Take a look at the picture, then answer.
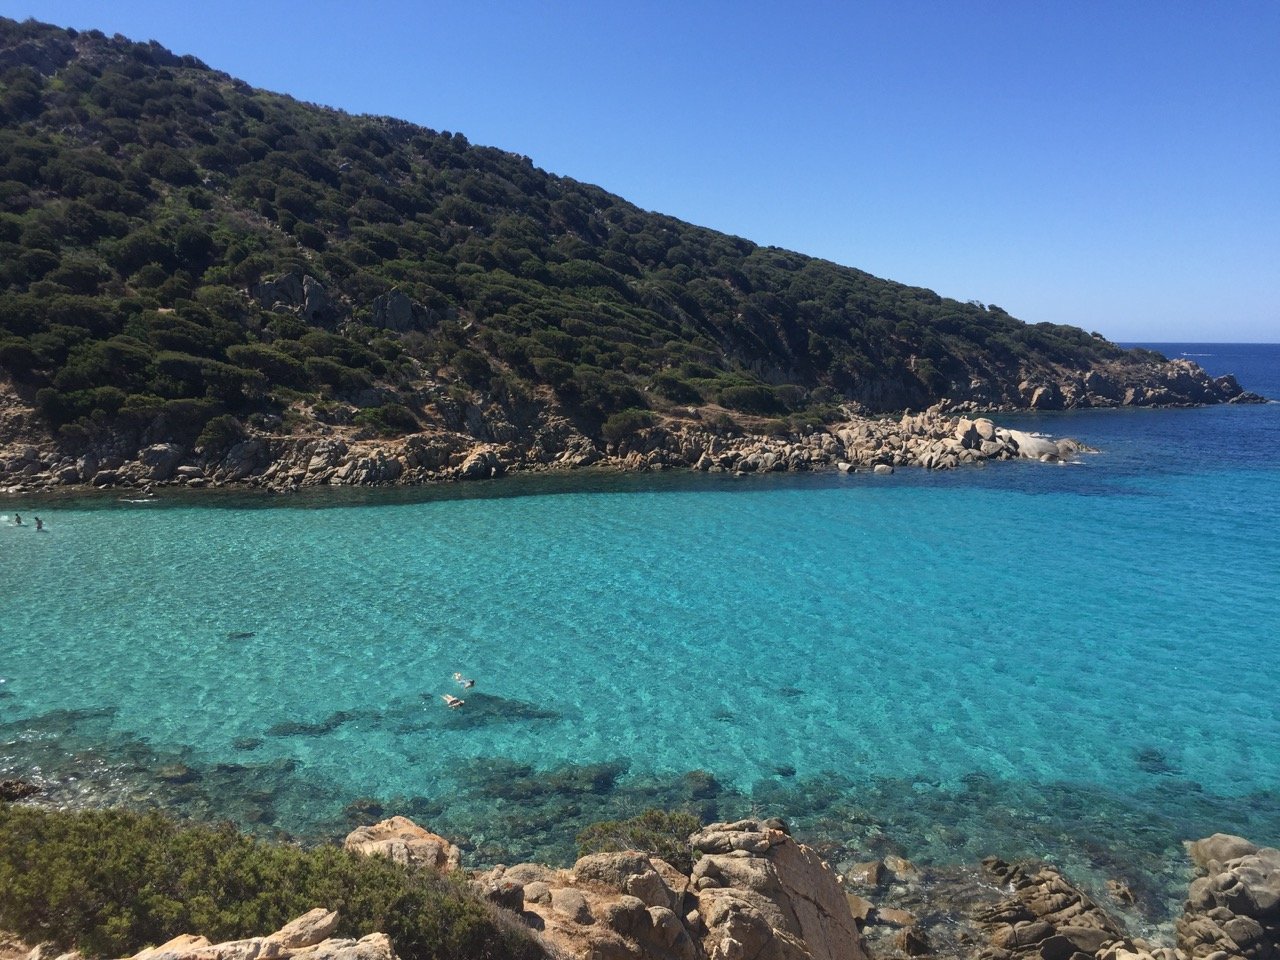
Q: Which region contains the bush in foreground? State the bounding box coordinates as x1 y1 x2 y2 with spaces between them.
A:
0 805 546 960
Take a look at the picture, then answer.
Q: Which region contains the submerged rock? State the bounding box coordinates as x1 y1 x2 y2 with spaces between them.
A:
0 778 39 801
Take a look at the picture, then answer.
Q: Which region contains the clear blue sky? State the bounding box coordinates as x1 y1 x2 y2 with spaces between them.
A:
5 1 1278 341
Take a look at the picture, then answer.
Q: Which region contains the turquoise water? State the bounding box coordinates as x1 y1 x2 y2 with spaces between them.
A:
2 344 1278 918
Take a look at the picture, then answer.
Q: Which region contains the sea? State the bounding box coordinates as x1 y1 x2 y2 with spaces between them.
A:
1 342 1277 922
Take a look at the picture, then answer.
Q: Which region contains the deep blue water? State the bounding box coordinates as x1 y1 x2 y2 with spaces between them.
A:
1 342 1276 919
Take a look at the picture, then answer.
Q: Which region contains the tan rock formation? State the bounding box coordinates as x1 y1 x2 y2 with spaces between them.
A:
10 911 390 960
343 816 462 873
474 857 697 960
1178 835 1280 960
472 820 864 960
689 819 867 960
122 910 392 960
972 858 1132 960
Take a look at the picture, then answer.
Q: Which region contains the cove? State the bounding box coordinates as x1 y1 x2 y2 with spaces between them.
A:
2 396 1278 919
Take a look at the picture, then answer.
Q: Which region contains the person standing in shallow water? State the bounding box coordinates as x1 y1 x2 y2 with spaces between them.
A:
12 514 20 525
34 517 43 531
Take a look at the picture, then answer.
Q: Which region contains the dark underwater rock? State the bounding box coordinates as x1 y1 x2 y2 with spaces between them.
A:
0 777 38 800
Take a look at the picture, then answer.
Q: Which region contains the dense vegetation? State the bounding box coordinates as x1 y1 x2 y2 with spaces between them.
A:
0 16 1136 452
0 804 546 960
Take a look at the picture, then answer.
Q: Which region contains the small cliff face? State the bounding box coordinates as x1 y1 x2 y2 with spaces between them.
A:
957 357 1261 410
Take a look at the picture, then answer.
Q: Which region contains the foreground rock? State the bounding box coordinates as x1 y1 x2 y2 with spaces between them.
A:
474 817 867 960
690 819 865 960
16 910 393 960
973 858 1146 960
1178 834 1280 959
126 910 393 960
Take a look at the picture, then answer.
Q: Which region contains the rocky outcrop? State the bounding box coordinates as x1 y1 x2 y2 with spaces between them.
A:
14 910 394 960
1 395 1103 494
475 856 699 960
690 819 866 960
250 273 338 326
1177 835 1280 960
127 909 393 960
838 836 1280 960
370 291 428 332
344 816 462 873
972 858 1139 960
473 818 865 960
961 358 1266 410
2 334 1269 493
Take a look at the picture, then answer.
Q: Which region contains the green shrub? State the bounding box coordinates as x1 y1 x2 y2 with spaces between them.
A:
354 402 418 436
717 384 787 416
0 337 39 378
650 371 701 404
195 413 245 453
225 343 309 388
530 355 573 389
35 385 126 426
0 806 545 960
449 348 491 386
576 808 702 874
601 407 656 445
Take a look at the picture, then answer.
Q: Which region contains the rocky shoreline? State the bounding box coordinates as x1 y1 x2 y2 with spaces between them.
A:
0 354 1267 496
0 406 1093 496
4 812 1274 960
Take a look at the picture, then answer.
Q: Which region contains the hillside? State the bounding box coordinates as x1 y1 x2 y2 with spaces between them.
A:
0 17 1254 489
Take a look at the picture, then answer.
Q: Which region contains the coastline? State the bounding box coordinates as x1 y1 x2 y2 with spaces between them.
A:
1 795 1273 960
4 390 1279 927
1 352 1266 497
5 706 1275 932
0 405 1097 497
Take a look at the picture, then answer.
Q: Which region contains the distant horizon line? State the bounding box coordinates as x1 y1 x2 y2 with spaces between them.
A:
1119 340 1280 346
